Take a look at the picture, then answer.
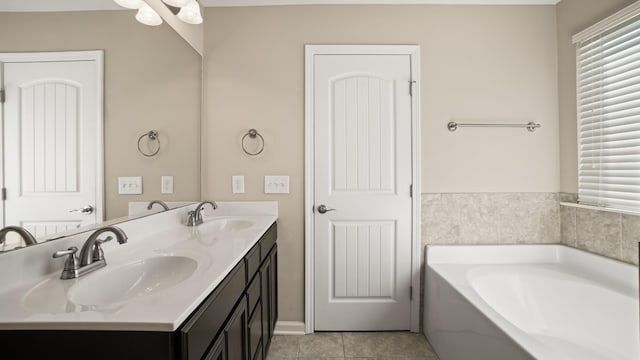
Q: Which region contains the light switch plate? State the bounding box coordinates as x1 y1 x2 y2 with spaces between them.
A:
118 176 143 195
232 175 245 194
161 176 174 194
264 175 289 194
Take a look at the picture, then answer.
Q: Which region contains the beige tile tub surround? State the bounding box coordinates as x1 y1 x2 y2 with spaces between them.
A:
560 204 640 266
422 193 561 246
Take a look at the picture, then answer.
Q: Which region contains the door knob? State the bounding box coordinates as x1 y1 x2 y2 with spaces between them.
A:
69 205 95 215
317 205 336 214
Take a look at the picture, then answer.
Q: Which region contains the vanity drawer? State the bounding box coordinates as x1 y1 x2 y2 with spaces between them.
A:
260 223 277 262
245 243 260 283
179 260 246 360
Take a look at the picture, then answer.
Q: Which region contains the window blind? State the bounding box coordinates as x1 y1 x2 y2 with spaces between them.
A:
577 11 640 212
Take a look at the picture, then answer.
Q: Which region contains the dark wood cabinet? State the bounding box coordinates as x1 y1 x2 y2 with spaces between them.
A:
185 222 277 360
269 247 278 339
248 300 263 360
1 222 278 360
225 297 249 360
204 335 226 360
179 260 247 360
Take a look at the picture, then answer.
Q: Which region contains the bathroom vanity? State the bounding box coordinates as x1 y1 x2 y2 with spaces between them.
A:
0 202 278 360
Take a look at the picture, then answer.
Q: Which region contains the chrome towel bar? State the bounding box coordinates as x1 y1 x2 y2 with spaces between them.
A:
447 121 541 132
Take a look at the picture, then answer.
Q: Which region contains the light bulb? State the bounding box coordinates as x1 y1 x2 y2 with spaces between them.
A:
177 1 202 25
114 0 144 9
162 0 190 7
136 3 163 26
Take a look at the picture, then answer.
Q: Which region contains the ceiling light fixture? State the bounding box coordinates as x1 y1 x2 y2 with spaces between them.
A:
135 3 163 26
114 0 144 9
114 0 201 27
177 1 203 25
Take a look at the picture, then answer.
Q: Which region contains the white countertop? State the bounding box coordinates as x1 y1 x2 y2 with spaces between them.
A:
0 202 277 332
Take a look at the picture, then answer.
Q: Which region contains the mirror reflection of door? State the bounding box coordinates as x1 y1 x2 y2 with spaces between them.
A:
0 51 103 250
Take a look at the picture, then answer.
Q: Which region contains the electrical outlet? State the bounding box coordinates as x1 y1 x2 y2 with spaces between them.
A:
264 175 289 194
232 175 245 194
118 176 143 195
161 176 174 194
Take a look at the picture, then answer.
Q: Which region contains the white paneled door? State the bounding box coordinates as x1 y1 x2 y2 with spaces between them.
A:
313 53 414 330
1 54 102 244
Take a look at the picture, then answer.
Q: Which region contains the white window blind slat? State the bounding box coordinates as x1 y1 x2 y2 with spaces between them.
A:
580 107 640 126
577 10 640 212
579 57 640 88
581 72 640 100
580 81 640 108
579 39 640 77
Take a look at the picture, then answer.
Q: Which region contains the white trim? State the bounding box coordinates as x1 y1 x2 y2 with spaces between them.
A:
409 47 422 334
203 0 559 7
0 50 105 226
304 44 315 334
304 44 422 334
572 0 640 44
274 321 306 335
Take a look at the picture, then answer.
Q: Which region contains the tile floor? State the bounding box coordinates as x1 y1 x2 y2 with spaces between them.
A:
266 332 440 360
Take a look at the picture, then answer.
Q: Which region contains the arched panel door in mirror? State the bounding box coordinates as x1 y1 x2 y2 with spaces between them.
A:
0 3 201 252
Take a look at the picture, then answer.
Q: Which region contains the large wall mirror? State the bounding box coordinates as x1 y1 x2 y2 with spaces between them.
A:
0 0 202 251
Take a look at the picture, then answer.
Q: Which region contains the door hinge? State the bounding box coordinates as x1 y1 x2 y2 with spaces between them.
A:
410 184 413 198
409 81 416 97
0 88 5 104
1 188 6 201
409 286 413 300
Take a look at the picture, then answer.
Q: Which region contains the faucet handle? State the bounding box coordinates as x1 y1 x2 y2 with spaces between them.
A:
186 210 201 227
53 246 78 259
52 247 80 279
92 236 113 261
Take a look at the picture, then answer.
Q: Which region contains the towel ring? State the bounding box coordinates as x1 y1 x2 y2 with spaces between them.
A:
241 129 265 156
137 130 161 157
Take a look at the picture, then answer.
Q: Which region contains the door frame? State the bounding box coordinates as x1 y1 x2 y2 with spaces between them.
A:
304 45 421 333
0 50 104 227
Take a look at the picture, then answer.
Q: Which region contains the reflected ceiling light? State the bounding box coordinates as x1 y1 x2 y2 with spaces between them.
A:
177 1 203 25
162 0 191 7
136 3 163 26
114 0 144 9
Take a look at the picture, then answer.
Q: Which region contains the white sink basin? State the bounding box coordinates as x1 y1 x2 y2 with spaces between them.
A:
207 218 253 232
68 256 197 306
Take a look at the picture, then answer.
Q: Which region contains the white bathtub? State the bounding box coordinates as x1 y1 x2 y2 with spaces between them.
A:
424 245 639 360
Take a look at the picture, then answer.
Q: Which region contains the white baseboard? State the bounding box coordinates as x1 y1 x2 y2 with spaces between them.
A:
274 321 306 335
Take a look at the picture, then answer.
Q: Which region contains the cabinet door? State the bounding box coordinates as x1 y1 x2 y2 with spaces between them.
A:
225 297 249 360
269 246 278 336
204 335 226 360
260 256 272 353
248 302 263 360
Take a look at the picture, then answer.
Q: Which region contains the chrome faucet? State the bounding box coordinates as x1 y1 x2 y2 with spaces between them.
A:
52 226 128 280
147 200 169 211
186 201 218 227
0 226 37 247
